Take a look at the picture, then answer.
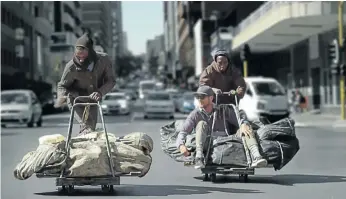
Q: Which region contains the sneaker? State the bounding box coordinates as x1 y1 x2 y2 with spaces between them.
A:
194 157 205 169
251 158 268 168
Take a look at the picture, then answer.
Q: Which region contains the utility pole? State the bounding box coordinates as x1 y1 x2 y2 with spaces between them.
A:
338 1 345 120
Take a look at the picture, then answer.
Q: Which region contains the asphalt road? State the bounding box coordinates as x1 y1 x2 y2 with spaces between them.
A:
1 114 346 199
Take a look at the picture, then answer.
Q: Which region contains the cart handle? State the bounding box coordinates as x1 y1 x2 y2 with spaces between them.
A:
73 96 98 104
215 90 239 107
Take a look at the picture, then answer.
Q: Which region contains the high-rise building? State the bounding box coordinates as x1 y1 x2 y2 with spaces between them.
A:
49 1 83 87
122 31 128 54
1 1 54 90
163 1 180 79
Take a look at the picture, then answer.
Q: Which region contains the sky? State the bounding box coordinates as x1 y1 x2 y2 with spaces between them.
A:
122 1 164 56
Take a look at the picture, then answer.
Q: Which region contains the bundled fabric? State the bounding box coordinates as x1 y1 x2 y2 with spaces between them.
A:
14 132 153 180
160 118 300 170
256 118 300 170
211 136 248 166
160 120 196 162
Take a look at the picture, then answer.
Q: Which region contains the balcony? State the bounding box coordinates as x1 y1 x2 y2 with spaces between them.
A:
62 13 75 28
34 17 54 37
232 1 346 52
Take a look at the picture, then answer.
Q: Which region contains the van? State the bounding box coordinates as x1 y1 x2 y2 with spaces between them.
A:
239 77 290 123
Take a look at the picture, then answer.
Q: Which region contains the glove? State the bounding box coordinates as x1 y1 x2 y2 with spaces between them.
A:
212 88 222 95
89 92 102 101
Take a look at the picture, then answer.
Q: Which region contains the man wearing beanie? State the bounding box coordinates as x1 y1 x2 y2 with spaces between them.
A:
199 49 246 105
55 33 116 134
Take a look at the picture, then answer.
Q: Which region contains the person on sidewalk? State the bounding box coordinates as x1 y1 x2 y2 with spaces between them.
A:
199 49 246 104
176 85 267 169
54 33 116 134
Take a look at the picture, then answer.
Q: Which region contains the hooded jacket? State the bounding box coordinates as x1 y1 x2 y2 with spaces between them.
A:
55 34 116 107
199 50 246 104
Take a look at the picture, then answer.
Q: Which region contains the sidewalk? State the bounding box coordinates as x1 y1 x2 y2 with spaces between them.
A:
291 112 346 128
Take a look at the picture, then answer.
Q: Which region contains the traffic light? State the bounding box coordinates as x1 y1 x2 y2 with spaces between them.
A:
328 39 340 66
240 44 251 61
341 64 346 76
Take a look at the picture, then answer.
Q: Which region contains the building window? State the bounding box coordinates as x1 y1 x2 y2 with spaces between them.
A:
34 6 39 17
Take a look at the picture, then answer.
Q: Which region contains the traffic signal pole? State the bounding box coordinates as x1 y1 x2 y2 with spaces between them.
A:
338 1 345 120
243 60 248 77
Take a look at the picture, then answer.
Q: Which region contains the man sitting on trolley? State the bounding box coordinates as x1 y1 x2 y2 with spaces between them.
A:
176 85 268 169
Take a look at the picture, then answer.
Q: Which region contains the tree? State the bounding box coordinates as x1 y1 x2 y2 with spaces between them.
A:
117 54 143 77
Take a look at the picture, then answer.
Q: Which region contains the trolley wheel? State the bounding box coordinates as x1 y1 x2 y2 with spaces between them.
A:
58 185 67 193
202 173 210 181
101 185 114 193
210 173 217 183
239 174 248 182
67 185 75 194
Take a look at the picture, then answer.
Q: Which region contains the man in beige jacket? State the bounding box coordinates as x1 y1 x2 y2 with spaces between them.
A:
55 33 116 134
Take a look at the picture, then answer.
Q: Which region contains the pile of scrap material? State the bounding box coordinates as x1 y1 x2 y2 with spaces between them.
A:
14 131 154 180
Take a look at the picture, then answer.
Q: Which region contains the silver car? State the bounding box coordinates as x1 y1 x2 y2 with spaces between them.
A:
101 92 131 115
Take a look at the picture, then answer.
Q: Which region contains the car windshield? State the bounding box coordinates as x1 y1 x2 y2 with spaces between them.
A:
147 93 170 101
1 93 29 104
141 83 155 90
104 95 126 100
183 94 194 100
253 82 285 96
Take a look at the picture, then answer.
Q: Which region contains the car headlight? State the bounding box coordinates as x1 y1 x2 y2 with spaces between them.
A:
119 102 128 108
257 102 265 110
101 104 108 109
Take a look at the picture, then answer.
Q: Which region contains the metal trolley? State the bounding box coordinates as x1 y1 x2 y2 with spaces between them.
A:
185 91 255 183
36 96 141 194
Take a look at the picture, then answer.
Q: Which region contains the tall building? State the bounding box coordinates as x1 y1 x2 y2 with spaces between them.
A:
163 1 180 79
146 35 164 60
49 1 83 88
1 1 54 90
81 2 112 53
111 1 124 57
122 31 128 54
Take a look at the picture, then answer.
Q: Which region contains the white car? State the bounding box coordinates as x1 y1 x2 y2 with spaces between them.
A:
144 91 175 119
1 89 43 128
101 92 131 115
239 77 290 122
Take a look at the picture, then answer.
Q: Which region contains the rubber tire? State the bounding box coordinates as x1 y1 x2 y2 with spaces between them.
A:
169 115 174 120
36 115 42 127
210 173 217 183
101 185 114 193
67 185 74 194
144 115 148 119
27 114 34 128
203 173 210 181
1 124 6 128
239 174 249 182
59 185 67 193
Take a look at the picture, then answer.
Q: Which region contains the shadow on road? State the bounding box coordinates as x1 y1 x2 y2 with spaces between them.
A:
34 184 262 196
0 132 23 137
194 174 346 186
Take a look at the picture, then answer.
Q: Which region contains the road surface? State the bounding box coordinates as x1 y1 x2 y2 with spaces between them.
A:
1 113 346 199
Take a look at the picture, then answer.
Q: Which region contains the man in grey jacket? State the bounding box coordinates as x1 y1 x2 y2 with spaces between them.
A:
176 86 267 169
55 33 116 134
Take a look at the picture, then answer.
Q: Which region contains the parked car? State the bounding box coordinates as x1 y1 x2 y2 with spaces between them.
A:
178 92 195 113
166 88 183 112
239 77 290 122
144 91 175 119
101 92 131 115
1 89 43 128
